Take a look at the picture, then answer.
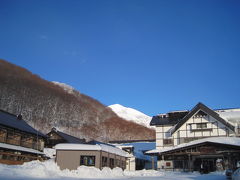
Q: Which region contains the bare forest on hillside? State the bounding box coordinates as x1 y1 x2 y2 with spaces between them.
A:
0 59 155 142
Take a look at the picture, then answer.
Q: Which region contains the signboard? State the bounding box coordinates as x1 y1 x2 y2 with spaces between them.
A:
199 146 216 154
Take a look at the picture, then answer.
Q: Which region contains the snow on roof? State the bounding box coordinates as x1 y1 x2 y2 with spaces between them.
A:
116 145 134 149
55 143 130 157
0 110 46 137
0 142 44 155
218 111 240 123
146 137 240 154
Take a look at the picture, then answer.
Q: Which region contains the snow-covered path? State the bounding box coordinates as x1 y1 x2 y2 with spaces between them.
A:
0 173 226 180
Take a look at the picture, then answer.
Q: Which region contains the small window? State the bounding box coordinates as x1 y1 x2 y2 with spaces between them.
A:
166 162 171 167
163 139 173 145
110 158 114 169
102 156 108 167
80 156 95 166
196 123 207 129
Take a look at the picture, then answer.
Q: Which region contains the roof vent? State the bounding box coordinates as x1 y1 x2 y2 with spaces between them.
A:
17 114 22 120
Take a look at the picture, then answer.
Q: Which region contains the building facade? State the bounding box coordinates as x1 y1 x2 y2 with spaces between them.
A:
46 127 86 148
0 109 46 165
55 143 129 170
148 103 240 171
113 141 157 171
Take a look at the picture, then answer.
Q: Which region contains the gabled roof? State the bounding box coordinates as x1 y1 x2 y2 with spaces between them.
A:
170 102 235 135
0 109 46 137
48 128 86 144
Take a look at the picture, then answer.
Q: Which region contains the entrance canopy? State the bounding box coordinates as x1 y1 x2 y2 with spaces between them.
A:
146 137 240 155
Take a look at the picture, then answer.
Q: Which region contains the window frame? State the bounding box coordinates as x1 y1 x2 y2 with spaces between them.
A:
80 155 96 166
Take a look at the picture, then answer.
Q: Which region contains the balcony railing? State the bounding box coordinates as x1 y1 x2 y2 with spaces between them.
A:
0 135 43 151
163 139 173 146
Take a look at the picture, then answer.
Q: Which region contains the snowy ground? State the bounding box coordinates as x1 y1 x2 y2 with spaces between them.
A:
0 159 226 180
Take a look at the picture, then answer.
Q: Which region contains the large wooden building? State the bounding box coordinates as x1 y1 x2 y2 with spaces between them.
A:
148 103 240 171
0 109 46 165
149 137 240 173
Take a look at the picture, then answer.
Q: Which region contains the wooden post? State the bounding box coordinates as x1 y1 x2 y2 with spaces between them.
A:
188 154 191 172
151 156 154 170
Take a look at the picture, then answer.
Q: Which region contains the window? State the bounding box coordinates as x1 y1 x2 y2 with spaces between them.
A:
163 139 173 145
166 162 171 167
110 158 114 169
80 156 95 166
196 123 207 129
102 156 108 167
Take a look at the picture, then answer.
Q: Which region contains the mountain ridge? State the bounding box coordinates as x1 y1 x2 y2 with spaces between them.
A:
0 59 155 142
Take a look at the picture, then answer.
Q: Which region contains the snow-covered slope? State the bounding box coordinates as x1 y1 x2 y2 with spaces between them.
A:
52 81 74 94
109 104 152 128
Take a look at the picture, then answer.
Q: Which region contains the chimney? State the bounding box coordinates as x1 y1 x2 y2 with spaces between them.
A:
17 114 22 120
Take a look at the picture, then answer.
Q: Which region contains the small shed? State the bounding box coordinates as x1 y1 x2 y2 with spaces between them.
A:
55 143 130 170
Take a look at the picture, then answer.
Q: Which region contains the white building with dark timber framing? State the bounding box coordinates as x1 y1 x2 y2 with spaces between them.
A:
147 102 240 172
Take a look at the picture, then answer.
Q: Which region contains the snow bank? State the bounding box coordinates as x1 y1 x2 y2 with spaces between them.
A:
44 148 56 159
0 159 164 179
125 169 164 177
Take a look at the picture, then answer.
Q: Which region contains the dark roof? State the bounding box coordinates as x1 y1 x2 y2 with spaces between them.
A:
170 102 235 134
0 109 46 137
48 128 86 144
150 111 189 126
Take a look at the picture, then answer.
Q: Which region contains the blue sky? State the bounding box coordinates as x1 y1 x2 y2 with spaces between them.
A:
0 0 240 116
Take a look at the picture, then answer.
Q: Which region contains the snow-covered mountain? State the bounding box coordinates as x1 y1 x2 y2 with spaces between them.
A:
109 104 153 128
0 59 155 142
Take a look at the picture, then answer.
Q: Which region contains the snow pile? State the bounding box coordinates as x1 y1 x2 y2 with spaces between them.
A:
44 148 56 159
52 81 75 94
109 104 152 128
0 159 164 179
125 169 164 177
